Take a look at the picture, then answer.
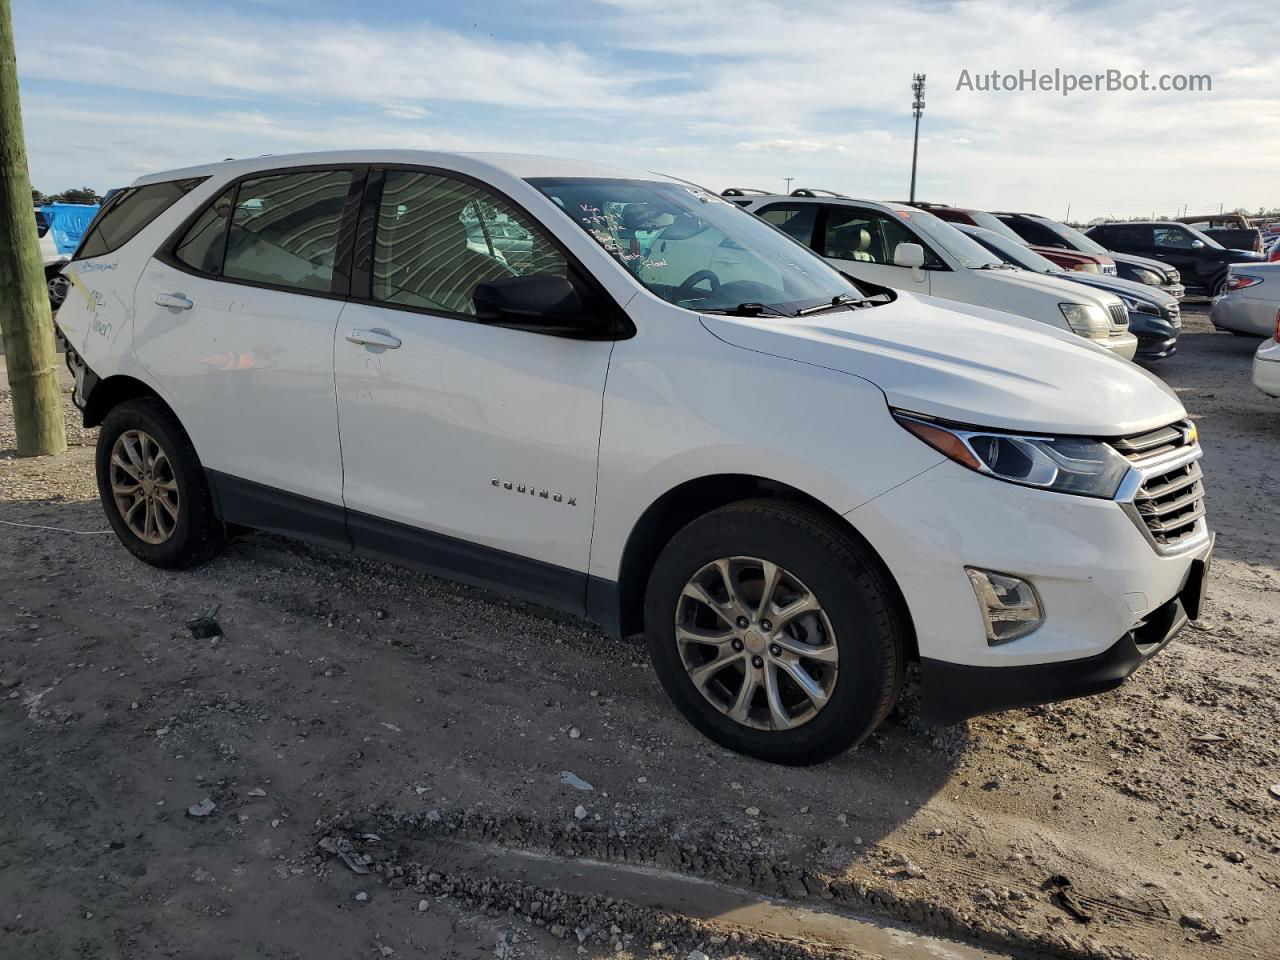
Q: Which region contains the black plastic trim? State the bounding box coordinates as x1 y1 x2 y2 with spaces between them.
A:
206 470 351 551
204 470 615 622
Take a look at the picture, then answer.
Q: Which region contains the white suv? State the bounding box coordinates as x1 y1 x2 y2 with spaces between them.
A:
734 192 1138 359
54 151 1211 764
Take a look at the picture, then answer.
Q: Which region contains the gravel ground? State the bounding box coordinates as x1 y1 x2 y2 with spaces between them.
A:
1 307 1277 960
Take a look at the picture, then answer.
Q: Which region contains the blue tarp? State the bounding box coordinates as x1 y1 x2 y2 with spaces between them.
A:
39 202 100 256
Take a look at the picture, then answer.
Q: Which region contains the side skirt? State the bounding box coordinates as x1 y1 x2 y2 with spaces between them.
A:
205 470 624 631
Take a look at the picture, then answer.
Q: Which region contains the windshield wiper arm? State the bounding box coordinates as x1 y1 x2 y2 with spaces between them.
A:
794 293 867 316
701 302 793 318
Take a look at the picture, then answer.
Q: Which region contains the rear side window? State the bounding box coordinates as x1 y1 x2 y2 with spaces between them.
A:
74 177 205 259
756 203 818 246
174 188 234 275
221 170 353 292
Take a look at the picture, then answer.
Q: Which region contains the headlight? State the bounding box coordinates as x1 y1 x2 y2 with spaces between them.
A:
1075 262 1099 274
893 412 1132 498
1119 294 1160 316
1058 302 1109 337
1131 268 1161 286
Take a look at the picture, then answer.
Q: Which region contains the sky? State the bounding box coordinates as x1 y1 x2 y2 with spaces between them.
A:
12 0 1279 222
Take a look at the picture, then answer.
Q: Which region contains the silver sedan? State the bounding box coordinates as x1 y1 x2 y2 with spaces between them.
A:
1212 262 1280 337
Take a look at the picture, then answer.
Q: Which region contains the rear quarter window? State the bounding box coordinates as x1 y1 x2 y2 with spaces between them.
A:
74 177 206 260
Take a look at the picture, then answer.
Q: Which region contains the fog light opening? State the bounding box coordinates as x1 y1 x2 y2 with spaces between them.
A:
965 568 1044 646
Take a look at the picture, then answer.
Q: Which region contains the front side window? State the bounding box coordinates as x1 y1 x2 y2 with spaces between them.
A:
372 170 567 315
222 170 353 292
530 178 870 316
1153 225 1196 249
823 206 946 266
74 177 205 260
1114 225 1151 247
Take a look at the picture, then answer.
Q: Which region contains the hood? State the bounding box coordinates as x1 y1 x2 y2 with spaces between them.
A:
977 268 1124 308
1056 272 1176 307
699 292 1184 436
1110 252 1175 278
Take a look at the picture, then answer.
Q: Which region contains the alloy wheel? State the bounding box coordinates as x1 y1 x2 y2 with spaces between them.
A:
675 556 839 731
48 274 70 308
109 429 180 544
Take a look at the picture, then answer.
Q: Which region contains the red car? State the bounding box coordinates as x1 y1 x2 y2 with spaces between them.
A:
905 202 1117 275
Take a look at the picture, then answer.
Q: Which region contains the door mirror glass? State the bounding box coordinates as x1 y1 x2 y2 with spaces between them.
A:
473 274 593 333
1190 239 1205 249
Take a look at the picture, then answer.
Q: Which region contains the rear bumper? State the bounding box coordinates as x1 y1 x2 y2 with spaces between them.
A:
1253 342 1280 397
1212 294 1277 337
918 538 1211 725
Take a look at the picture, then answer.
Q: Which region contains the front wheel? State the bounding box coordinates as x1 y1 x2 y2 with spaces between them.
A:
95 398 225 569
643 500 907 765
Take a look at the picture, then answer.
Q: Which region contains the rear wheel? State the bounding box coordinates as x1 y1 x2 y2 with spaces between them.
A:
643 500 906 765
96 398 224 569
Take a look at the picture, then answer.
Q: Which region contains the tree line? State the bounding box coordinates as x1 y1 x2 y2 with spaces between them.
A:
32 186 101 204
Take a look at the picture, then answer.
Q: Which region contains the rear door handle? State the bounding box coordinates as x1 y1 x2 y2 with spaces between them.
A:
345 329 401 349
154 293 193 310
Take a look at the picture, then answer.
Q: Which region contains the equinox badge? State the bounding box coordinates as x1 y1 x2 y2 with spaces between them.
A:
491 478 576 506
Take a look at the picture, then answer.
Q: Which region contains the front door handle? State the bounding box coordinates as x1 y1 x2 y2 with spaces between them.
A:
345 329 402 349
155 293 193 310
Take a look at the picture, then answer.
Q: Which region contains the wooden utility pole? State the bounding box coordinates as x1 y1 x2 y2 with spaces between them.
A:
0 0 65 457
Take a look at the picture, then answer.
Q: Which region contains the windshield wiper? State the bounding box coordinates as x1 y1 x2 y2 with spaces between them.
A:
701 302 793 318
794 293 867 316
975 262 1018 270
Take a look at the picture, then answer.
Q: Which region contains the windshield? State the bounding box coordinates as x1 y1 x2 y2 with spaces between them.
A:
1034 217 1110 255
896 208 1003 268
968 211 1028 245
528 177 868 315
967 227 1062 273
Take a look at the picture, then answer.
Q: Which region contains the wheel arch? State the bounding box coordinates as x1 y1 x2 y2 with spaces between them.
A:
607 473 918 662
83 374 173 428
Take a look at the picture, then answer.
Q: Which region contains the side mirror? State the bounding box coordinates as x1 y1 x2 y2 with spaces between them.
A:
473 274 602 337
893 242 927 283
1190 239 1205 250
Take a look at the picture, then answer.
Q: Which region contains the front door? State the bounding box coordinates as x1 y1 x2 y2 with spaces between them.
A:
818 204 934 294
333 168 613 611
132 168 358 516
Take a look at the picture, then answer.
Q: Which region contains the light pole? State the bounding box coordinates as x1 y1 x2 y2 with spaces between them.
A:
909 73 926 203
784 177 794 195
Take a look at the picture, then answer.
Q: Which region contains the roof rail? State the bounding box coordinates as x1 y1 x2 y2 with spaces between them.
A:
790 188 851 199
904 200 950 209
720 187 771 196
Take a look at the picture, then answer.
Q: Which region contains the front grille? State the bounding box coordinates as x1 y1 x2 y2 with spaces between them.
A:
1112 420 1206 550
1132 460 1205 547
1167 303 1181 327
1108 303 1129 327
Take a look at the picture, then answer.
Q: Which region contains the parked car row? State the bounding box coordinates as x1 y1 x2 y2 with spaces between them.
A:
51 152 1214 764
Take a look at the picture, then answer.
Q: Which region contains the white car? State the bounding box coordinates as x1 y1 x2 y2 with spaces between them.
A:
1254 315 1280 397
54 151 1211 764
737 193 1138 359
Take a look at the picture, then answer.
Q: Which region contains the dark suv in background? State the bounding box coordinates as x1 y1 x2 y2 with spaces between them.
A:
995 212 1185 300
1085 221 1264 297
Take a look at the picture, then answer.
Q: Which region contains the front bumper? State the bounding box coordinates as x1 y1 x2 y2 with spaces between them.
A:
846 454 1212 716
1128 311 1180 360
918 537 1211 725
1097 331 1138 360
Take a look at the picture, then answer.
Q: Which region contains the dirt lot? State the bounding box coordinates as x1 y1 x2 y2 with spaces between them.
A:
2 307 1277 960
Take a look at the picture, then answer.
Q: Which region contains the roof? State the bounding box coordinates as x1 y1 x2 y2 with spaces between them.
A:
130 150 660 187
742 194 915 213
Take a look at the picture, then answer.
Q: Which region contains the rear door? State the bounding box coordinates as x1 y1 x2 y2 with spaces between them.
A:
133 167 363 527
1150 224 1210 285
332 167 614 611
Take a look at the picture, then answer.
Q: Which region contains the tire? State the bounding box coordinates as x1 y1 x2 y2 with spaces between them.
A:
643 499 907 766
95 397 225 569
